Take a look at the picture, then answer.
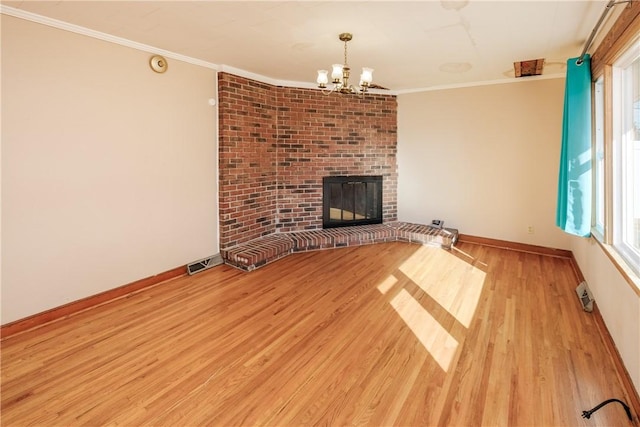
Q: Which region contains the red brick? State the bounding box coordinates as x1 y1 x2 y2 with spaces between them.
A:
219 72 398 249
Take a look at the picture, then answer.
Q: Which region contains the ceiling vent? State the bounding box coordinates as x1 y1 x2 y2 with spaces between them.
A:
514 58 545 77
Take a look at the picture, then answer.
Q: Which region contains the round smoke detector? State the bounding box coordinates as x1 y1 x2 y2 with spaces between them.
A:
149 55 168 73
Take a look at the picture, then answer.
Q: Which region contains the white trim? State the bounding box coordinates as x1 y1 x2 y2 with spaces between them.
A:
277 82 396 95
396 73 566 94
1 4 565 94
1 5 219 70
218 65 282 87
218 65 397 94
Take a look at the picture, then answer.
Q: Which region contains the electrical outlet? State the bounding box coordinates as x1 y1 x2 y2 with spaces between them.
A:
527 225 535 234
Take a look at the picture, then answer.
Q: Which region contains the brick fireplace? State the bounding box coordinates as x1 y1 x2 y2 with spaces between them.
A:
218 72 398 249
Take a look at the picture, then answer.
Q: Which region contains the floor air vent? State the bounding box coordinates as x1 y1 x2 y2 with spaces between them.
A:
575 281 594 312
187 254 223 275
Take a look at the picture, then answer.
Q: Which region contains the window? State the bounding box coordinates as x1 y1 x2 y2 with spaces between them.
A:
594 76 605 236
612 42 640 275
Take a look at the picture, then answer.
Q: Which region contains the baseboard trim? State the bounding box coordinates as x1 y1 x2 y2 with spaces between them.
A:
458 234 573 258
568 254 640 423
1 265 187 339
592 303 640 424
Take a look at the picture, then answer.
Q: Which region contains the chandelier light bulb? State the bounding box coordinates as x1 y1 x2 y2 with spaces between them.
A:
317 70 329 87
331 64 344 83
360 67 374 85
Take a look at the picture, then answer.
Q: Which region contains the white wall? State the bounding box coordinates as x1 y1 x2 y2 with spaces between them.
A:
397 79 571 250
1 15 219 324
571 238 640 392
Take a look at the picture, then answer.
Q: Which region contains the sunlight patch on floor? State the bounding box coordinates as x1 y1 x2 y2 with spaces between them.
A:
390 288 458 371
398 246 485 328
377 275 398 294
452 246 488 267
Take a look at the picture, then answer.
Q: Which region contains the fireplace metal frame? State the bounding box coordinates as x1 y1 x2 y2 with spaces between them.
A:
322 175 383 229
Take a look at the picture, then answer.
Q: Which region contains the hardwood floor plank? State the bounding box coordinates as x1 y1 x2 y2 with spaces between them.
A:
1 242 636 426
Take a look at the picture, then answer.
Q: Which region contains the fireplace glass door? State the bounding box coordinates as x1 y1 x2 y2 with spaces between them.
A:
323 176 382 228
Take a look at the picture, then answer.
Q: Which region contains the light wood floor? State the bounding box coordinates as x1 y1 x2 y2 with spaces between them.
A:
1 242 635 426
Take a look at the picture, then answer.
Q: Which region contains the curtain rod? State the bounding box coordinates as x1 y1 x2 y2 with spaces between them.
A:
576 0 633 65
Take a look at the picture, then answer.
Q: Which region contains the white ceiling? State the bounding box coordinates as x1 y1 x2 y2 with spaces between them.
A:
2 1 621 92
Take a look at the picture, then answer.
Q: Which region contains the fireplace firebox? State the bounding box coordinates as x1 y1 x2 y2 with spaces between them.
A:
322 175 383 228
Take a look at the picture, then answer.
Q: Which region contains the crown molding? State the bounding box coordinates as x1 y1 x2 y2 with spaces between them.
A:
0 5 219 70
218 65 282 87
2 4 564 95
218 65 313 90
218 65 397 94
396 73 566 94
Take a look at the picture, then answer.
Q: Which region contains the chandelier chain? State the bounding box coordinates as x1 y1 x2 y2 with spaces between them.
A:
344 40 348 67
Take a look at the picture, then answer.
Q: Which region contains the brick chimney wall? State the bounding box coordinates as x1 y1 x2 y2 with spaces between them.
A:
218 74 278 248
218 72 397 249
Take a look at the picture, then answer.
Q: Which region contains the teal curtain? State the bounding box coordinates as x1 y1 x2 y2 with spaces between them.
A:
556 55 592 237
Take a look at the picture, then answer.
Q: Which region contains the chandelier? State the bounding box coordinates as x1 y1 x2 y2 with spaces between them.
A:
316 33 374 95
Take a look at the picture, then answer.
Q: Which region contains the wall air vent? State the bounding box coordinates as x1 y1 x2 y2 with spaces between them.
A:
187 254 223 275
575 281 594 312
514 58 545 77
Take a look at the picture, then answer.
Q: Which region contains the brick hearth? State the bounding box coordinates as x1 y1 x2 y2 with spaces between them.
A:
221 222 459 271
